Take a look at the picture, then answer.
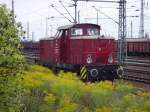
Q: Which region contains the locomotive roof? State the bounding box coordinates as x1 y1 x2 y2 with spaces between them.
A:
58 25 74 30
57 23 100 30
126 38 150 42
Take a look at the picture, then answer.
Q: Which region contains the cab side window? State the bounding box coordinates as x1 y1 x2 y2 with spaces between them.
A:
87 28 99 36
71 28 83 36
55 30 63 38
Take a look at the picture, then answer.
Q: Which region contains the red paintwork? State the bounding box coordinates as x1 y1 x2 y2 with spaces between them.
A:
40 23 116 66
69 39 115 65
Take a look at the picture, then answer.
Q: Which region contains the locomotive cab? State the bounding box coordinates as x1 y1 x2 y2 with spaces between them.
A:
40 23 123 82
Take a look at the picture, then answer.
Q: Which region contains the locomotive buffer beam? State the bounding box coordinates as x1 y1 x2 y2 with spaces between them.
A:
80 65 123 82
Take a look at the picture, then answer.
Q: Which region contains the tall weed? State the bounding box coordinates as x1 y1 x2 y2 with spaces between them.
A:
20 65 150 112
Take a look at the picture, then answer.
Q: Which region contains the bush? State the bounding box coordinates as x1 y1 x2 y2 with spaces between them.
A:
0 5 24 112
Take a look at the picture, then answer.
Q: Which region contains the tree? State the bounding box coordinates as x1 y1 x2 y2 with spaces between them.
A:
0 5 24 112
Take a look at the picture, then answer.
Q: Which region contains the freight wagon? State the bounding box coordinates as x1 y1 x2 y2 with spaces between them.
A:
127 38 150 56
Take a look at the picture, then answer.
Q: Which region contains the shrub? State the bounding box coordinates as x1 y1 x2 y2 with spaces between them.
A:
0 5 24 112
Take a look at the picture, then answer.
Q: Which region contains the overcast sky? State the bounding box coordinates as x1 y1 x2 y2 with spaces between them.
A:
0 0 149 41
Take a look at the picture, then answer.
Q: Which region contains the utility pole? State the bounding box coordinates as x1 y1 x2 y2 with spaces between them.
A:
92 6 99 25
12 0 15 24
97 11 99 25
131 21 133 38
78 10 80 23
27 22 30 41
117 0 127 64
73 0 78 24
48 25 53 37
139 0 144 38
45 17 48 37
32 32 34 42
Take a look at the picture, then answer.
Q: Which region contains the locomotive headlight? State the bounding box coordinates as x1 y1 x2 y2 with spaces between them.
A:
108 54 113 63
86 55 92 64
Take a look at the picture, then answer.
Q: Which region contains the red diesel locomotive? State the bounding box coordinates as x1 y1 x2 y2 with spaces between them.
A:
40 23 123 81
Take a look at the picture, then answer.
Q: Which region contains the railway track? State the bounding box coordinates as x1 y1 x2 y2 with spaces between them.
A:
127 56 150 61
126 58 150 67
123 66 150 84
122 56 150 83
23 52 39 64
24 52 150 84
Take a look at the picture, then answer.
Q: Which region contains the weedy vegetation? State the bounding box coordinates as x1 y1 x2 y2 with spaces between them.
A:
20 65 150 112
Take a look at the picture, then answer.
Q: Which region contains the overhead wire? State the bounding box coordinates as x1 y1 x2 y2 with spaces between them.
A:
59 0 75 22
50 4 74 23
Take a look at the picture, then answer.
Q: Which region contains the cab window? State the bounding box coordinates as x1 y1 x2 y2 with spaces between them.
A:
87 28 99 36
71 28 83 36
55 30 63 38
